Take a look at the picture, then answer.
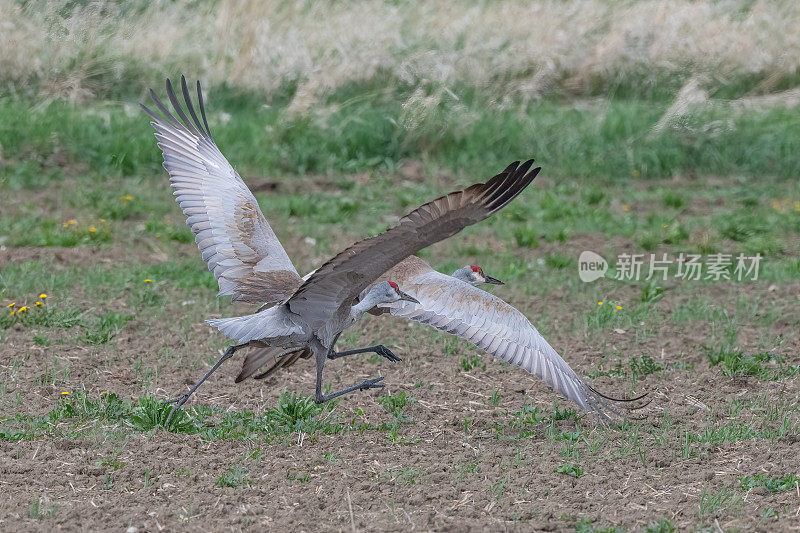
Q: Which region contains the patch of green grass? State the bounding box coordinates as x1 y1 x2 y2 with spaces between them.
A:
739 473 800 493
513 225 540 248
544 253 575 269
28 496 58 519
706 348 779 379
640 280 664 303
266 391 323 432
742 235 785 257
637 231 660 251
216 466 253 488
128 397 199 434
378 391 415 415
698 487 740 519
574 517 623 533
509 399 544 435
460 353 485 372
32 333 51 346
488 389 502 407
80 310 133 345
646 518 676 533
0 215 112 247
629 355 662 384
554 462 583 478
145 219 194 244
661 191 687 210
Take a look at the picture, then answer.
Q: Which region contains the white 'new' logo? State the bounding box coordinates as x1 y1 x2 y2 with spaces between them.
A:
578 251 608 282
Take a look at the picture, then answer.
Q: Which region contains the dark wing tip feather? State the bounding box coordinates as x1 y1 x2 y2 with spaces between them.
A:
490 165 539 211
142 76 214 141
197 80 212 137
587 385 649 403
139 103 160 123
147 88 181 127
180 75 210 138
482 159 538 212
165 77 200 137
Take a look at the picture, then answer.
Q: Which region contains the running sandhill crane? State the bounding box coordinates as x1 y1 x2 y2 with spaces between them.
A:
141 77 537 417
238 257 644 420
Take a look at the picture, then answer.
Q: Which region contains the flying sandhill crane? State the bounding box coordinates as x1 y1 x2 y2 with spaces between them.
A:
238 257 644 420
141 76 538 417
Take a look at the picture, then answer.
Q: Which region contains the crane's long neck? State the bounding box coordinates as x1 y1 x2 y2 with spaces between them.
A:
350 290 384 321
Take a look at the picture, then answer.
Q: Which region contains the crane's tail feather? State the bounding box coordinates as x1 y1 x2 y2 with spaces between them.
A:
253 349 308 380
235 346 309 383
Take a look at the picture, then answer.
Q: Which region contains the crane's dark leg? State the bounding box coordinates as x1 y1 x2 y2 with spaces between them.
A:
326 334 401 362
314 345 385 404
164 343 246 426
328 345 401 362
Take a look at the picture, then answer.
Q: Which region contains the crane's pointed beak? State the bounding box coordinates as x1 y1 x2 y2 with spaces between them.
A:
398 290 420 304
484 275 504 285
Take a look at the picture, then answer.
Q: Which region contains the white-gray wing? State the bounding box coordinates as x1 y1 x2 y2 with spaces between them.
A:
206 306 307 345
142 77 301 305
379 271 626 420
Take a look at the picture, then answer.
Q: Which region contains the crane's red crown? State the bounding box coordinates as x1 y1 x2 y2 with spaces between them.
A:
470 265 483 275
388 281 400 291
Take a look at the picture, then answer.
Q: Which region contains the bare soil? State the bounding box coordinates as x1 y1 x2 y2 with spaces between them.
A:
1 181 799 531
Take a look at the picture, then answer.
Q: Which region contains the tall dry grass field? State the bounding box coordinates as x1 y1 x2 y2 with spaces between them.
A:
2 0 799 106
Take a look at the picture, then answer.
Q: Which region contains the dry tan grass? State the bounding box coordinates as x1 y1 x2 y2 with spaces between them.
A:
1 0 799 104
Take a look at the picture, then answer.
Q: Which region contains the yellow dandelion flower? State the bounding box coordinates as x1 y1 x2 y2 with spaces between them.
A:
17 306 29 313
5 302 15 308
597 301 603 306
61 391 71 395
9 310 15 316
35 301 43 307
662 224 668 228
99 218 106 223
621 205 631 212
68 219 77 225
144 279 152 283
89 227 97 233
39 294 47 300
62 222 69 228
615 305 622 310
122 194 133 201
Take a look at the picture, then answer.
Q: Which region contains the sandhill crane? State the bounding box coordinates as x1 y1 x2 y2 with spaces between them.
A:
235 262 503 381
141 76 537 418
235 261 502 380
238 256 645 420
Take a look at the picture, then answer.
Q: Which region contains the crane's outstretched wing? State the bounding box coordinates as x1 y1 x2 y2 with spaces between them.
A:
288 160 540 329
143 76 301 306
374 267 638 420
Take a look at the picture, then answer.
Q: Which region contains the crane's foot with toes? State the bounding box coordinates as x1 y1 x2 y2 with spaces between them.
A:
373 345 401 362
315 376 385 403
328 344 402 362
358 376 385 391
